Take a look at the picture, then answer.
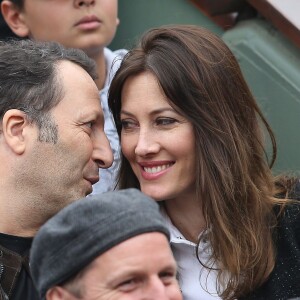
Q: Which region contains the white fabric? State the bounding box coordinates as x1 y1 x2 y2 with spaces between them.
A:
161 210 222 300
92 47 127 194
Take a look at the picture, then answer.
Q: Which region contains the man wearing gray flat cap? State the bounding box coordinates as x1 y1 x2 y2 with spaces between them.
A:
30 188 182 300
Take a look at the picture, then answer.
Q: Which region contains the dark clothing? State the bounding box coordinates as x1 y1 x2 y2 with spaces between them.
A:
242 192 300 299
0 233 39 300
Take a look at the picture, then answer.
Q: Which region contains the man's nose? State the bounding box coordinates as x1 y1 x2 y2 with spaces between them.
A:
143 277 171 300
92 131 113 169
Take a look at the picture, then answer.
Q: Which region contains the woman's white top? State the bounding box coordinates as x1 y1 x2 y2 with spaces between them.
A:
161 210 222 300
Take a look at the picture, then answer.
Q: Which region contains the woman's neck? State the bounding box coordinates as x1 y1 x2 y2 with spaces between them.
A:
164 193 206 243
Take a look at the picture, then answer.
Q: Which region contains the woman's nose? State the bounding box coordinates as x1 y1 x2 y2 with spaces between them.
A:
134 131 160 157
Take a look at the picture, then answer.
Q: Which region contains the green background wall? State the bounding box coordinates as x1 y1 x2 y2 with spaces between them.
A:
111 0 300 175
223 19 300 174
110 0 223 50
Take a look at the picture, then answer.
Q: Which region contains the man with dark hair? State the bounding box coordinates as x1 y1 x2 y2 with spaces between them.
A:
0 39 113 299
30 189 182 300
1 0 126 194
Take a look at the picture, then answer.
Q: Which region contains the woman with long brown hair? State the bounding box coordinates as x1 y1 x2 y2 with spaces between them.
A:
108 25 300 300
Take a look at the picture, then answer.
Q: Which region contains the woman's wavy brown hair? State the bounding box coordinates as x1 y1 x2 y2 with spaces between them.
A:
108 25 291 299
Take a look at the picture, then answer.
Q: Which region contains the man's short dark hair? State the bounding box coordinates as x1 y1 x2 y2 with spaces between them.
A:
0 39 97 143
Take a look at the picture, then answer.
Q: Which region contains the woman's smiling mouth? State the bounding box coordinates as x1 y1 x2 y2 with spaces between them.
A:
143 163 174 174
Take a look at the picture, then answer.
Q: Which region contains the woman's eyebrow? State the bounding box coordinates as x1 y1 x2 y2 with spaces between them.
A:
120 107 176 116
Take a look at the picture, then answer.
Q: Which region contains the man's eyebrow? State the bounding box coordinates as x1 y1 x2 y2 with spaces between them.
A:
78 109 103 120
107 261 177 281
105 268 145 286
159 262 178 272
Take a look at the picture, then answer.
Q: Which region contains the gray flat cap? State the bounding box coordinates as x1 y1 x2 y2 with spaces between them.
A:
30 188 169 299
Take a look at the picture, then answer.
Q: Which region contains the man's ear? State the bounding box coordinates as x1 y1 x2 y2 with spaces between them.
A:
2 109 32 155
46 286 78 300
116 17 120 26
1 0 30 37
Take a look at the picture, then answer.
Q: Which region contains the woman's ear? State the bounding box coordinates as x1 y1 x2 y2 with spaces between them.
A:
2 109 30 155
1 0 30 37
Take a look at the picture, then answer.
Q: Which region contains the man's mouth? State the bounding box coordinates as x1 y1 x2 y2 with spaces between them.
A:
85 176 99 185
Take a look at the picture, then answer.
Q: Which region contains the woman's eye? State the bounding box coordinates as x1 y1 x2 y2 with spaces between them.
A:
121 119 138 130
156 118 177 126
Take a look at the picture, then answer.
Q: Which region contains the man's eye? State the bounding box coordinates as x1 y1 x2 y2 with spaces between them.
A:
85 121 94 129
159 271 177 284
117 278 139 292
156 118 177 126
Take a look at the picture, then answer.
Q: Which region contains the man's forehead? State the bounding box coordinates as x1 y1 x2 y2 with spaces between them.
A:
56 60 93 82
53 61 101 114
84 233 175 286
97 232 172 263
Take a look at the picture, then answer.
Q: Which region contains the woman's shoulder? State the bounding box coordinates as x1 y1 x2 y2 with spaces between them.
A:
241 178 300 299
280 200 300 231
274 179 300 248
278 179 300 227
287 178 300 200
274 176 300 219
273 177 300 242
275 176 300 199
